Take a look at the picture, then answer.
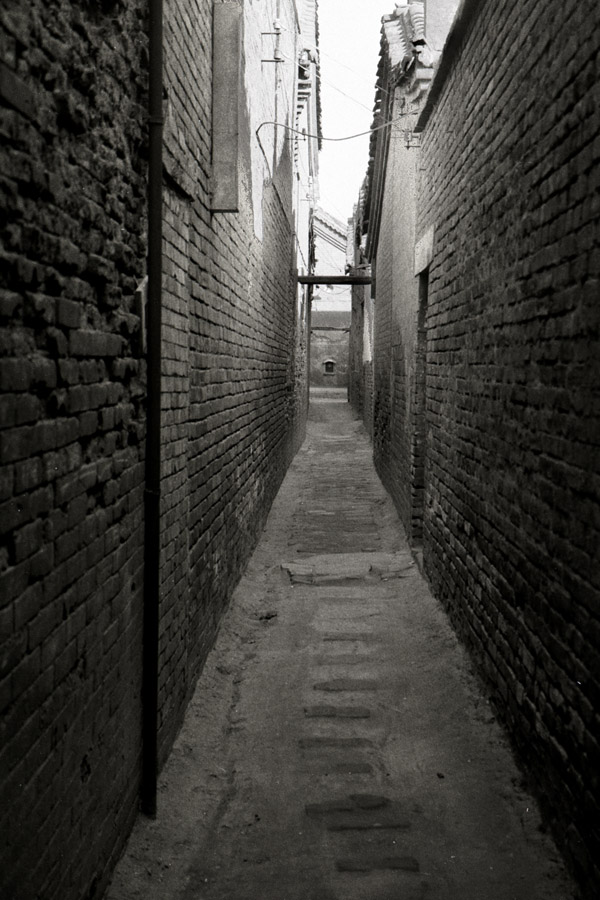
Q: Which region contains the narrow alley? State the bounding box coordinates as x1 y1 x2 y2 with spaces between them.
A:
107 390 573 900
1 0 598 897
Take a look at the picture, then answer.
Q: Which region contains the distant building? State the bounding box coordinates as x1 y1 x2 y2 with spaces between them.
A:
309 208 351 388
311 207 352 312
310 309 351 387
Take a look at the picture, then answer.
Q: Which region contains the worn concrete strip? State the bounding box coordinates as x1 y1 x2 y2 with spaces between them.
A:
282 551 416 584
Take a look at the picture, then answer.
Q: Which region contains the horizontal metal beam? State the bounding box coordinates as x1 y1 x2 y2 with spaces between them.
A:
298 275 372 285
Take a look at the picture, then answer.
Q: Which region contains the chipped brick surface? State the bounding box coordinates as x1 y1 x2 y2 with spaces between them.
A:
352 2 599 895
156 0 307 766
0 2 148 899
413 1 600 894
0 1 309 899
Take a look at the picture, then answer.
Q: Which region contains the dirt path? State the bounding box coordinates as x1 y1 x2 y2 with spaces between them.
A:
106 390 573 900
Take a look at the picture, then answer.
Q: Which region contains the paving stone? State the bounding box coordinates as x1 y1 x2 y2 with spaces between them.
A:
303 705 371 718
313 678 379 692
331 761 373 775
349 794 390 809
336 855 419 873
305 800 356 816
305 795 390 818
299 737 374 749
321 633 377 642
312 654 375 665
325 809 411 831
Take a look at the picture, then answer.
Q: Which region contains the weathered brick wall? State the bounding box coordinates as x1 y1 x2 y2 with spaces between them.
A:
157 0 306 763
1 0 309 897
362 358 374 439
371 111 424 540
416 0 600 893
372 254 392 472
0 1 148 898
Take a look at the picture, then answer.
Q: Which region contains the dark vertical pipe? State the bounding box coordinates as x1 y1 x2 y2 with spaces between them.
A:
142 0 163 817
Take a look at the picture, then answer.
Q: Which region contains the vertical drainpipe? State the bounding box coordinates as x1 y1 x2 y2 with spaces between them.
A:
142 0 163 817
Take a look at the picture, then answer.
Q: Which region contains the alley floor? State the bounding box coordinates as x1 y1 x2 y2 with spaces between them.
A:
106 389 574 900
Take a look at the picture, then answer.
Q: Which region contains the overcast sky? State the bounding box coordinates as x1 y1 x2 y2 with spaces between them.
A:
317 0 395 225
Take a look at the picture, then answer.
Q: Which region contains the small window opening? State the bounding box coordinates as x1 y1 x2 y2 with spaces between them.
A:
324 360 336 375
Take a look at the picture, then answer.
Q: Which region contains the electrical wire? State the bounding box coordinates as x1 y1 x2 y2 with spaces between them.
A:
320 48 364 76
320 76 374 112
319 52 397 105
256 112 412 144
272 46 399 120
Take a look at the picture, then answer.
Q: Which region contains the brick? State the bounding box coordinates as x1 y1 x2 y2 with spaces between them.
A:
13 519 43 563
69 330 123 358
58 359 79 385
0 465 15 502
298 737 373 749
31 358 57 389
336 856 419 873
313 678 379 692
303 705 371 718
29 546 54 579
15 394 42 426
11 648 41 699
0 495 32 536
0 292 21 317
0 359 32 391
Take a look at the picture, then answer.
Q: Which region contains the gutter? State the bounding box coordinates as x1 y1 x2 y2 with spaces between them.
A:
142 0 163 817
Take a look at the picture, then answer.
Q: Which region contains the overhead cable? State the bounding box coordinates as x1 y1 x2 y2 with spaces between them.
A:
256 112 413 144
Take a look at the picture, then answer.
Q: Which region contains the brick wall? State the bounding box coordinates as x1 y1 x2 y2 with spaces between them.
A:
1 0 310 897
370 111 424 541
362 358 374 440
157 0 306 765
416 0 600 893
0 1 148 898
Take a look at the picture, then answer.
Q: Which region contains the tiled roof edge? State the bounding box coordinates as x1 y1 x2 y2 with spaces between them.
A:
414 0 479 133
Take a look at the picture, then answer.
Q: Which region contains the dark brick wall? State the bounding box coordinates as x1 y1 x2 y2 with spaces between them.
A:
1 0 308 897
0 1 148 898
363 358 374 440
367 106 424 544
157 0 304 761
372 256 392 478
416 0 600 893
